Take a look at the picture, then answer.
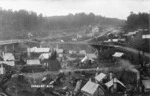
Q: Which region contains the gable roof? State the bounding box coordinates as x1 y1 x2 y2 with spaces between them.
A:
3 53 15 61
95 73 106 82
81 81 99 95
39 53 51 60
112 52 124 58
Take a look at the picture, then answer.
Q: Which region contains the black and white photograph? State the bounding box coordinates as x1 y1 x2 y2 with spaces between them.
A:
0 0 150 96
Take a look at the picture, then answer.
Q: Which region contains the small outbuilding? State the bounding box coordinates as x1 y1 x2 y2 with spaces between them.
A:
81 81 105 96
112 52 124 58
95 73 106 82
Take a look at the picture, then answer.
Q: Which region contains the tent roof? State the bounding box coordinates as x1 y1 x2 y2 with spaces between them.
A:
81 81 99 95
95 73 106 82
112 52 124 57
27 59 40 65
142 80 150 89
105 78 125 88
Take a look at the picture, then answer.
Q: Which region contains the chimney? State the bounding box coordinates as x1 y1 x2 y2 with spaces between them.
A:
113 78 117 92
109 72 113 80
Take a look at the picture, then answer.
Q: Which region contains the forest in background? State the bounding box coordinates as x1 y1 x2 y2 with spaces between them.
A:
0 9 123 40
124 12 149 31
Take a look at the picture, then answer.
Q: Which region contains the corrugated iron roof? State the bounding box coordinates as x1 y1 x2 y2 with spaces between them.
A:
81 81 99 95
112 52 124 57
95 73 106 82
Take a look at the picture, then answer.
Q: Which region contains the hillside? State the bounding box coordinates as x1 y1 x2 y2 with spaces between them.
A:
0 9 123 40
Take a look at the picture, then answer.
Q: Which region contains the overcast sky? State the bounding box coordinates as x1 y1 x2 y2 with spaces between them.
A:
0 0 149 19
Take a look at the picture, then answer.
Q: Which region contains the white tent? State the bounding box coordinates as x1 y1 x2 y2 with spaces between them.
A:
112 52 124 58
95 73 106 82
81 81 104 96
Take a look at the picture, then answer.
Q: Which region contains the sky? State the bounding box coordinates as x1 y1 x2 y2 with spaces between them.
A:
0 0 150 19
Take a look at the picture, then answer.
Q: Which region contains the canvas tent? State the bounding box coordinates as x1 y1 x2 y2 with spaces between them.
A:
112 52 124 58
95 73 106 82
81 81 104 96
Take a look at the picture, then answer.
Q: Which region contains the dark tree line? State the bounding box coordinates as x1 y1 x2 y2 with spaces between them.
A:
0 9 122 40
124 12 149 31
